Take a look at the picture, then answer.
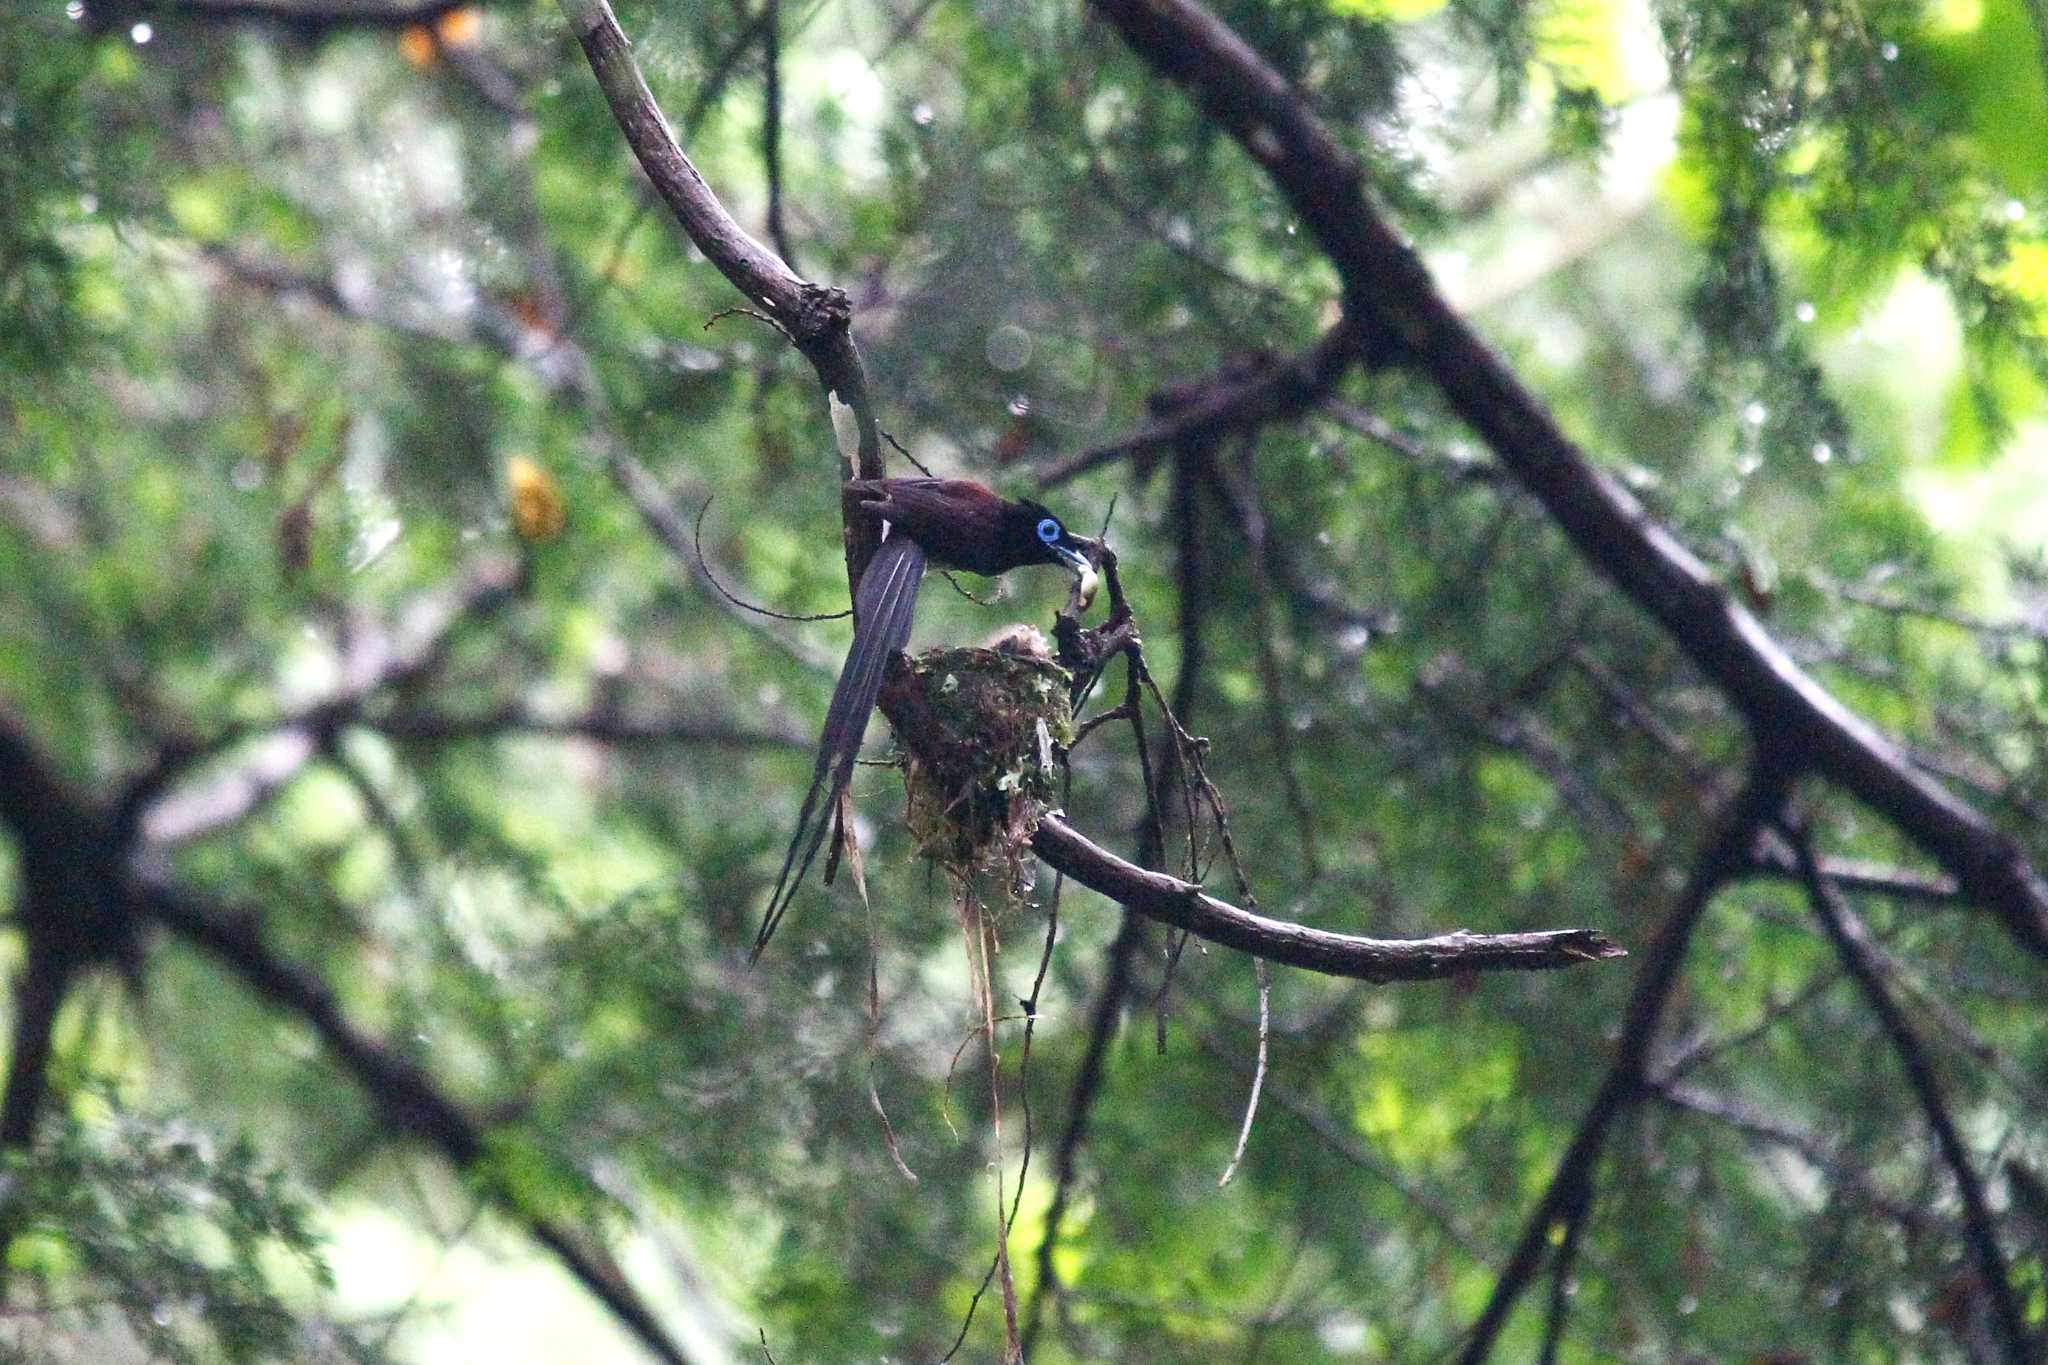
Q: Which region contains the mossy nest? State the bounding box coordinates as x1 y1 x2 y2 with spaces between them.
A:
877 642 1075 886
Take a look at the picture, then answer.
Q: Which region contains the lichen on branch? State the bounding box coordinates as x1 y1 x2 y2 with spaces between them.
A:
879 642 1073 889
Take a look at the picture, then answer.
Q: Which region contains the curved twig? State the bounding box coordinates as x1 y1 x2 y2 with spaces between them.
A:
691 497 851 622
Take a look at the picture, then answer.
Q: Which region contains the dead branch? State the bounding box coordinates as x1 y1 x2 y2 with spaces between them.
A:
1031 817 1623 983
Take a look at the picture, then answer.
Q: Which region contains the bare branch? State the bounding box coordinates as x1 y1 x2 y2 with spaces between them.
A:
1031 816 1624 983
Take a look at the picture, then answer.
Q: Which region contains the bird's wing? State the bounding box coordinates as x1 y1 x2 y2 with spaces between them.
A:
849 479 980 526
749 535 927 963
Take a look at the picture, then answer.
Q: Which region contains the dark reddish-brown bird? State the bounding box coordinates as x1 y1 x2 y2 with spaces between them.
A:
749 478 1094 962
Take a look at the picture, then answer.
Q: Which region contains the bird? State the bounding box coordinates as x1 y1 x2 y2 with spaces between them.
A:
749 478 1095 962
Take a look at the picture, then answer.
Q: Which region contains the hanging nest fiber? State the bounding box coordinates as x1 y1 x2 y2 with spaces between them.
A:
877 636 1074 887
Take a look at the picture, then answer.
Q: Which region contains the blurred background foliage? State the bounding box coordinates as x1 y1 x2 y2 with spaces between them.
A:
0 0 2045 1358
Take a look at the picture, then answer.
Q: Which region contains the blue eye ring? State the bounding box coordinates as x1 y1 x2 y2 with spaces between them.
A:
1035 516 1062 544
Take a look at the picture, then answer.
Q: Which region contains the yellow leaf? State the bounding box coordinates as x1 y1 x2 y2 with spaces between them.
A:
507 456 567 543
168 182 228 241
1993 241 2048 310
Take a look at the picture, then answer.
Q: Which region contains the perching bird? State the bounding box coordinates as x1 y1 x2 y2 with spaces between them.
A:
749 478 1095 962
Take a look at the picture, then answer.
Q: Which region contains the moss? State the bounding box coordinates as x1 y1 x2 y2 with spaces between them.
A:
877 644 1074 887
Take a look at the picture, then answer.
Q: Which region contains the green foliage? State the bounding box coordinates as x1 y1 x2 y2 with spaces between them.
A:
0 1097 382 1364
0 0 2043 1360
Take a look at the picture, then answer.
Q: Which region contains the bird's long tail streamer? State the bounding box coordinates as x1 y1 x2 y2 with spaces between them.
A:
749 535 926 962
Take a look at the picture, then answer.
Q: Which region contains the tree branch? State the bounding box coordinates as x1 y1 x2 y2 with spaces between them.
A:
140 878 704 1365
133 553 525 848
1740 831 1961 906
0 707 701 1365
759 0 798 272
1085 0 2048 958
0 948 73 1155
1643 1077 1924 1232
1456 765 1793 1361
0 712 134 1162
1031 816 1624 983
1038 320 1360 489
557 0 886 587
1785 823 2034 1365
1203 436 1391 635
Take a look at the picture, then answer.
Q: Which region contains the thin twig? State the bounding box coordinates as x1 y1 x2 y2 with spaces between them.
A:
760 0 800 272
878 428 936 477
861 854 917 1183
942 881 1064 1362
691 497 851 621
1535 1190 1591 1365
1020 912 1142 1355
960 891 1025 1362
1215 440 1319 873
1216 956 1268 1187
703 306 794 342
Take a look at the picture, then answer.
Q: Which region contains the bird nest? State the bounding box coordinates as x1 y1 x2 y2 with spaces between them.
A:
878 641 1074 888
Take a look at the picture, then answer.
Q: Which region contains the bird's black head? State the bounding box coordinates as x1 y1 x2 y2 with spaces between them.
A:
1007 499 1094 575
